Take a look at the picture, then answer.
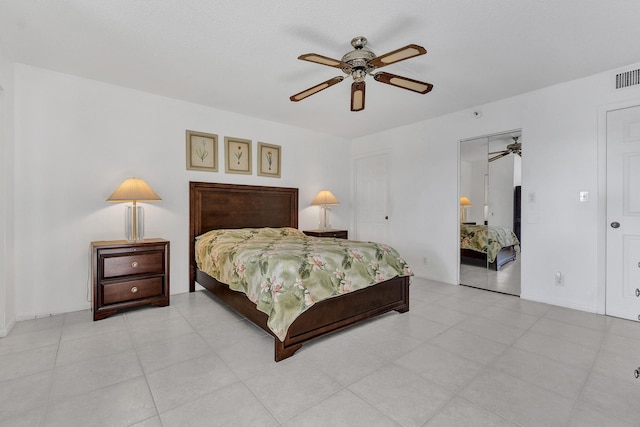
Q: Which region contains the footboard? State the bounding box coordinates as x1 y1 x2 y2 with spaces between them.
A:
195 269 410 361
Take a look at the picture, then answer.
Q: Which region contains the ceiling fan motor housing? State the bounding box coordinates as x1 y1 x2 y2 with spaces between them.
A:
341 36 376 81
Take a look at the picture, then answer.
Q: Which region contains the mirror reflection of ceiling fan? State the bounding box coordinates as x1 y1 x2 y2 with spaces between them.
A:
290 36 433 112
489 136 522 162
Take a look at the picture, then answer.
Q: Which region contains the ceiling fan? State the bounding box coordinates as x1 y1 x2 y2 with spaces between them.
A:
290 36 433 112
489 136 522 162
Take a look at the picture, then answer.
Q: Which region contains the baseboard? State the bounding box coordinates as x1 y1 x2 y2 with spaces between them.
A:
520 292 597 314
0 318 16 337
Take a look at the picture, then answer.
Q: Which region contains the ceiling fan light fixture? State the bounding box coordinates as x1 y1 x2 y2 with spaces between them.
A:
351 82 365 111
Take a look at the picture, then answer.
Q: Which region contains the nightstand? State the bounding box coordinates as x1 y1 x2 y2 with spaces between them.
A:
91 238 170 320
303 229 348 239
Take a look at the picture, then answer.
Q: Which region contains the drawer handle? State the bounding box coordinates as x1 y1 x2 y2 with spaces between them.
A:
131 261 139 268
131 286 138 294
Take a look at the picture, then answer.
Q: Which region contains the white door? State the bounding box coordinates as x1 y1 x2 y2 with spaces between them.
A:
606 104 640 321
354 153 389 243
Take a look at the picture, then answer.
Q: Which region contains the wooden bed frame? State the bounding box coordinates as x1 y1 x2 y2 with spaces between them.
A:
460 246 517 271
189 182 410 361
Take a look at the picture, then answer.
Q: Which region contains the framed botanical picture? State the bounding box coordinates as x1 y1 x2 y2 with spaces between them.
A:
257 142 281 178
186 130 218 172
224 136 252 174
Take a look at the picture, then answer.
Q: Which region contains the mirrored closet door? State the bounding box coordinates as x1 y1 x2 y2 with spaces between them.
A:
459 131 522 296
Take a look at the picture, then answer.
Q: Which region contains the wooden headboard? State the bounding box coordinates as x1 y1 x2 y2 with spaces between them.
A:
189 182 299 289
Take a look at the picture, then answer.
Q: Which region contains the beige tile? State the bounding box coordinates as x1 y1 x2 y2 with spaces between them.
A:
128 315 195 347
530 317 605 349
45 376 156 427
478 305 539 330
160 382 279 427
396 343 485 392
0 344 57 382
492 297 551 317
430 328 508 365
56 329 134 366
146 353 238 413
568 402 635 427
580 371 640 424
216 335 277 379
454 316 526 345
243 357 343 422
514 330 598 370
0 371 51 423
0 327 61 356
49 350 143 402
489 347 589 399
61 312 126 342
460 370 574 426
349 363 454 427
607 317 640 341
301 332 388 386
410 302 469 326
9 314 64 335
425 396 519 426
283 388 399 427
136 332 211 374
544 305 610 332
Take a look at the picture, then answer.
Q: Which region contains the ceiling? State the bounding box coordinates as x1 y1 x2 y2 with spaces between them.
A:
1 0 639 139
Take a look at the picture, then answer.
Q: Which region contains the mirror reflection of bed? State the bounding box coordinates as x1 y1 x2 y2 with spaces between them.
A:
459 131 522 296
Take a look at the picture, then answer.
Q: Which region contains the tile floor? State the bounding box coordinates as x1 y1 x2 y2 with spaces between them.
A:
1 277 639 426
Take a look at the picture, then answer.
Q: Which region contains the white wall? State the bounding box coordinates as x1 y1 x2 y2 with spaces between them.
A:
352 62 640 313
13 64 351 319
0 46 16 334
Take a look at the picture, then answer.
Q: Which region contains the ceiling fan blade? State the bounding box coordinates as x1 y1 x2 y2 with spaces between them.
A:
290 76 345 102
373 72 433 94
351 81 366 112
489 152 510 162
368 44 426 68
488 149 509 155
298 53 352 71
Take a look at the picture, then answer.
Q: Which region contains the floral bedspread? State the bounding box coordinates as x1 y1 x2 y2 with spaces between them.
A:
195 227 412 341
460 224 520 263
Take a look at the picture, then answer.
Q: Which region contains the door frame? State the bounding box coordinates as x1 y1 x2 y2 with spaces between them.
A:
597 98 640 315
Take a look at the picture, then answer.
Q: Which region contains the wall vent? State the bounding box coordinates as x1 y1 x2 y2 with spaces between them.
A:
615 69 640 89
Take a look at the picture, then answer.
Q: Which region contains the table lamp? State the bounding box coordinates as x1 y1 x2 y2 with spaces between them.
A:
311 190 340 230
107 178 161 241
460 196 472 223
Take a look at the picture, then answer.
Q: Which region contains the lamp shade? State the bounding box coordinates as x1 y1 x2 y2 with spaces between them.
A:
460 196 472 207
310 190 340 206
107 178 162 202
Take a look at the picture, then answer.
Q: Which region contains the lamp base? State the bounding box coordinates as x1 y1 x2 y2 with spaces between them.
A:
319 206 332 231
125 205 145 241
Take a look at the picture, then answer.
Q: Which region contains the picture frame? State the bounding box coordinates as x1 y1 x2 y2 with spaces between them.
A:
186 130 218 172
257 142 281 178
224 136 252 174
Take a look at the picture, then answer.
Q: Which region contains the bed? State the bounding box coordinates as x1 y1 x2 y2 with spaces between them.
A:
189 182 411 361
460 224 520 271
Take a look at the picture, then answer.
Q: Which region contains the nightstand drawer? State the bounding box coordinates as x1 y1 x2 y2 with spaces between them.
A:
103 252 164 279
303 230 348 239
102 277 163 305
